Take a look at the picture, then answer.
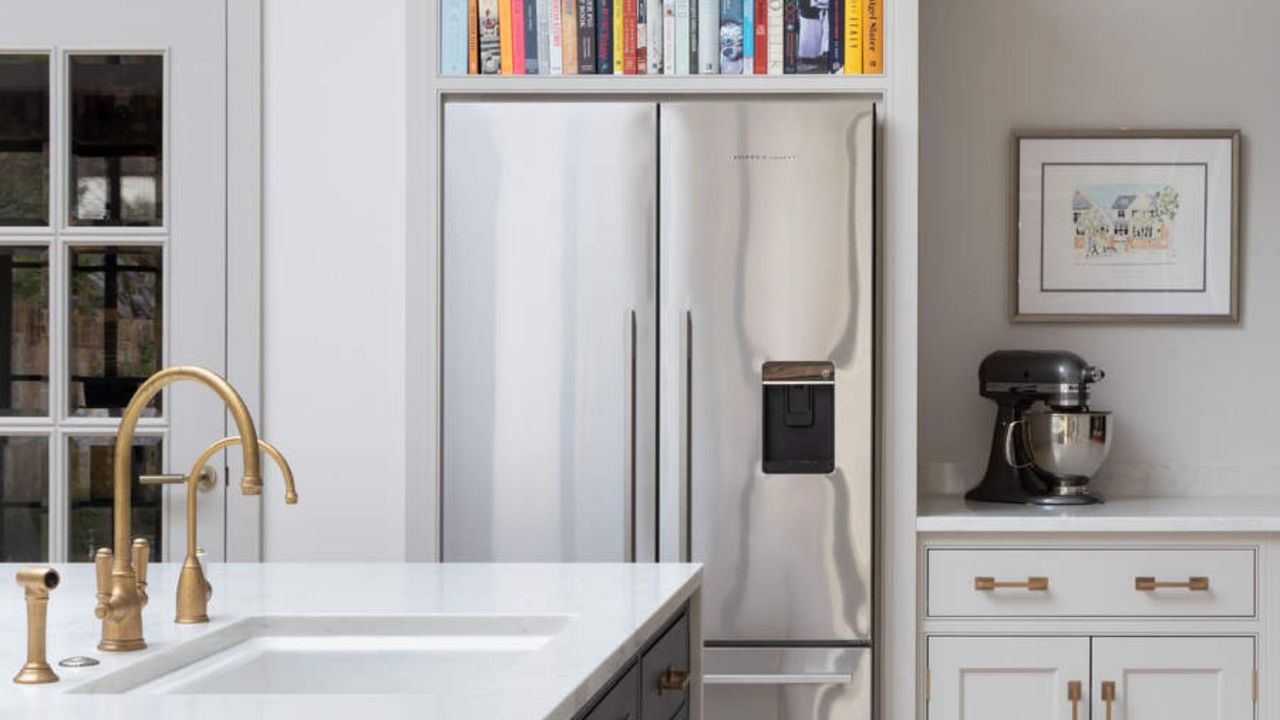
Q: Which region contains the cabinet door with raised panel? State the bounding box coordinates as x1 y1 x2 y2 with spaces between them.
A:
928 636 1089 720
1091 637 1254 719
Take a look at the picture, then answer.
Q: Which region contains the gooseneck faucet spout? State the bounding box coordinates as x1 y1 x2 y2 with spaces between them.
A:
95 365 261 651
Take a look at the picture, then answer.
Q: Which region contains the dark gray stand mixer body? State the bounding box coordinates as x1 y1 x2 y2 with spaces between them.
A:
966 350 1105 505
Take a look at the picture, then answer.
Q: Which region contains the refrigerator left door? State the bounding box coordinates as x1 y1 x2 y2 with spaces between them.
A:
442 101 658 562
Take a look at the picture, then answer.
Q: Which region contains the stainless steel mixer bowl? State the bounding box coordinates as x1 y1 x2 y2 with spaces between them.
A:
1013 411 1113 483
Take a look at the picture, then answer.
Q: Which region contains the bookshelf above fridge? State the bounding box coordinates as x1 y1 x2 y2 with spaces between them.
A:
440 0 886 81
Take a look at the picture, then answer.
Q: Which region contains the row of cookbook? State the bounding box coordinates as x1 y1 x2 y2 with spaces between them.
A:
441 0 884 75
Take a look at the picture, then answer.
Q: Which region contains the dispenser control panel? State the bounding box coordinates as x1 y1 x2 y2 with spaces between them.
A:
761 361 835 474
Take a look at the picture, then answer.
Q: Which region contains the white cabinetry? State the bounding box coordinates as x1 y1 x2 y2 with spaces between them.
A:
921 535 1264 720
928 636 1088 720
1091 636 1254 720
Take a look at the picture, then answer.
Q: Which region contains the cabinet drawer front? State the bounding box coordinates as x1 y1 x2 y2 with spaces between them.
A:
927 548 1255 617
584 662 640 720
641 612 690 720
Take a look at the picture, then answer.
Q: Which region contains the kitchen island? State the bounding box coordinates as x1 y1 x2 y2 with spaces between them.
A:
0 562 702 720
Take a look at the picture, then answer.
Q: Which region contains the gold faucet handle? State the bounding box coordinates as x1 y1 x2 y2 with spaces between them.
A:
131 538 150 605
139 473 187 485
93 548 113 619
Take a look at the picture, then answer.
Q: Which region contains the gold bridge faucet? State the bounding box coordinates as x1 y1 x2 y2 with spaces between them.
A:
142 435 298 623
94 366 262 652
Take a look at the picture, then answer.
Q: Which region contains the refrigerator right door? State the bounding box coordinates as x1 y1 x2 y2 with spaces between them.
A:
659 99 875 716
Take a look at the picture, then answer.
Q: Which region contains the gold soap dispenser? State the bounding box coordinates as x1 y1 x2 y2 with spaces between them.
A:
13 567 60 685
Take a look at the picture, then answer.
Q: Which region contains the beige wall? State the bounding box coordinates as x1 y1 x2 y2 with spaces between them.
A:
920 0 1280 496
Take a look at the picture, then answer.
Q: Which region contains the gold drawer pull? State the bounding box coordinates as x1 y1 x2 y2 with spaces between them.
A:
1101 680 1115 720
1067 680 1082 720
658 668 690 694
1134 576 1209 591
974 576 1049 591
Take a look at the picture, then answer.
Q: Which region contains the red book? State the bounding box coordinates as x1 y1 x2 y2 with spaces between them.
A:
754 0 768 74
622 0 637 73
512 0 526 73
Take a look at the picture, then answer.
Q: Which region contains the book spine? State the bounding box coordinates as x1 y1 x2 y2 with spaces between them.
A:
512 0 526 73
753 0 767 74
614 0 626 72
524 0 540 72
843 0 862 73
622 0 637 73
647 0 664 73
537 0 551 73
479 0 502 73
863 0 882 73
560 0 581 72
443 0 468 75
688 0 698 73
636 0 647 74
597 0 613 73
578 0 596 72
469 0 481 74
663 0 677 72
499 0 515 73
674 0 689 73
741 0 753 74
697 0 718 73
549 0 564 73
781 0 797 74
828 0 842 73
766 0 782 73
719 0 741 73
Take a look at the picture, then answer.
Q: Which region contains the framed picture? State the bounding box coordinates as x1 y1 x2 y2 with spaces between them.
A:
1011 130 1240 322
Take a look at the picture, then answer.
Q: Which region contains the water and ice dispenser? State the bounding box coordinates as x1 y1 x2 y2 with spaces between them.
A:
761 361 836 474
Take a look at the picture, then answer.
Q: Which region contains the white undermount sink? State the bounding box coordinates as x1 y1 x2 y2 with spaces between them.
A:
72 614 573 695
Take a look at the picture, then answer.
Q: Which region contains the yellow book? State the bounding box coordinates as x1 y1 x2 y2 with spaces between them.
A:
843 0 862 74
562 0 579 74
863 0 882 73
614 0 625 73
499 0 514 73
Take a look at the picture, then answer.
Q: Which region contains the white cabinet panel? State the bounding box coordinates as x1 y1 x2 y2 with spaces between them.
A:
928 636 1089 720
928 548 1255 618
1091 637 1254 720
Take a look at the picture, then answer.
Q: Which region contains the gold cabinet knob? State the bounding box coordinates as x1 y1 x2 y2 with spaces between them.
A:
1101 680 1116 720
974 576 1049 591
1067 680 1082 720
1134 576 1209 591
657 667 690 694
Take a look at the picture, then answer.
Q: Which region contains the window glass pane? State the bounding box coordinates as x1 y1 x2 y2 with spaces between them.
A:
0 436 49 562
69 55 162 227
68 435 162 562
0 247 48 415
0 55 50 226
69 246 162 417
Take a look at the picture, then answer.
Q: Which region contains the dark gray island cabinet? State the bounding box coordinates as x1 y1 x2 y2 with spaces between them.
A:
577 606 693 720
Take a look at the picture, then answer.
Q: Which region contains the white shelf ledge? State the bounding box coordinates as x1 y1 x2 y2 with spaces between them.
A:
918 494 1280 533
435 73 891 95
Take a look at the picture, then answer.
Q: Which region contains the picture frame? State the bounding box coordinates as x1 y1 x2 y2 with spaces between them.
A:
1011 129 1241 322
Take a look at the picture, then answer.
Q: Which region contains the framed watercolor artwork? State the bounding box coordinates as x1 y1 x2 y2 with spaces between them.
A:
1011 130 1240 322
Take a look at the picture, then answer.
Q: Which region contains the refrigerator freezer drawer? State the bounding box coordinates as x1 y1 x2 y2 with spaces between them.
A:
703 646 871 720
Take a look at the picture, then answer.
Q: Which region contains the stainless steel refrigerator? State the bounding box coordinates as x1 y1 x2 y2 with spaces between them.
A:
443 98 875 720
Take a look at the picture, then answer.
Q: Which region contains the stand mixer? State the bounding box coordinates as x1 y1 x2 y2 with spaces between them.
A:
965 350 1112 505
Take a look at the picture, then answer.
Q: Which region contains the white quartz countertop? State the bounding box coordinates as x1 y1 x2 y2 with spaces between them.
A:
918 494 1280 533
0 562 701 720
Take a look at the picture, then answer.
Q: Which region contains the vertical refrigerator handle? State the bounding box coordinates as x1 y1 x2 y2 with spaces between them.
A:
680 310 692 562
625 310 637 562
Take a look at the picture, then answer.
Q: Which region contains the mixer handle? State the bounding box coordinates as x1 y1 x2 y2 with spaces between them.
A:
1003 419 1035 469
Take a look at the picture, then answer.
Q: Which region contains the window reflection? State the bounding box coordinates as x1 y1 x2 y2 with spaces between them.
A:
69 247 162 417
0 55 50 226
67 435 161 562
0 247 48 416
0 436 48 562
68 55 162 227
